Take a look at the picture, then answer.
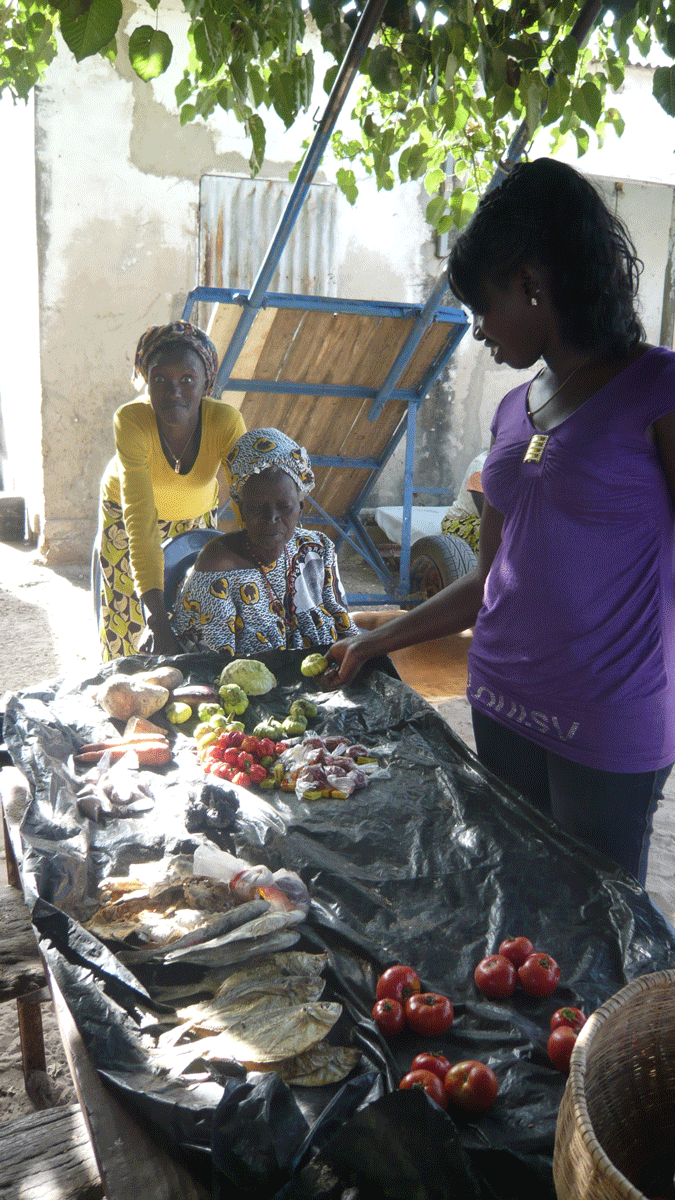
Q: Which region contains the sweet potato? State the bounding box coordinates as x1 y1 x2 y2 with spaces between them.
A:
77 733 169 755
124 716 167 738
75 741 172 766
137 666 184 690
94 677 169 721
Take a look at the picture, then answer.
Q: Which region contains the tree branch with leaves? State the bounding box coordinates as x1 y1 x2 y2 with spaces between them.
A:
2 0 672 225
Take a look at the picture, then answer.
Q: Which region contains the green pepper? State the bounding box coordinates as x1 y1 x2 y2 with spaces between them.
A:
290 698 318 719
197 701 223 721
219 683 249 714
281 715 307 736
300 653 329 677
165 701 192 724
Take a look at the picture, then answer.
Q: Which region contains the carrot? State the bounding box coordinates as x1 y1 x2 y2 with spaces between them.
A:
75 741 172 766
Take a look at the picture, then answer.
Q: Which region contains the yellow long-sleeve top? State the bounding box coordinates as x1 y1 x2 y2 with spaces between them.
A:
100 397 245 596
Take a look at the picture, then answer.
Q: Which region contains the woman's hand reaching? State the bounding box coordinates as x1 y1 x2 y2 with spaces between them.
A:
325 633 376 689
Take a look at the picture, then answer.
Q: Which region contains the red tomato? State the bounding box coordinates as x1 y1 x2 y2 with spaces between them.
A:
518 952 561 997
410 1051 452 1082
237 751 254 773
219 730 244 748
211 762 233 779
249 763 268 784
399 1069 447 1109
404 992 454 1036
257 738 276 759
550 1006 586 1033
474 954 518 999
240 735 260 754
372 997 405 1036
222 747 241 766
231 770 251 788
498 935 535 968
445 1060 498 1115
547 1026 578 1073
376 964 422 1005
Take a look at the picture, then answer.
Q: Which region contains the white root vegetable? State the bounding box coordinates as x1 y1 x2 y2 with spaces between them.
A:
136 666 184 690
94 677 169 721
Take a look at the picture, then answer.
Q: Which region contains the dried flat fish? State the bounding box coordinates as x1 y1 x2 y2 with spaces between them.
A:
254 1044 362 1086
157 1001 342 1071
169 927 301 968
120 899 272 964
85 875 237 949
216 951 328 993
159 974 326 1046
164 909 305 963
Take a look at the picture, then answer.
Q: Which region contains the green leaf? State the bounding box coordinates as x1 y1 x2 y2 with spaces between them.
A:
230 52 247 102
336 167 358 204
247 112 266 175
653 66 675 117
59 0 122 61
574 127 589 155
173 73 191 109
425 166 447 194
368 45 403 94
580 79 602 126
526 80 543 136
426 194 448 228
493 82 515 120
128 26 172 81
323 63 339 94
449 187 478 229
444 51 459 88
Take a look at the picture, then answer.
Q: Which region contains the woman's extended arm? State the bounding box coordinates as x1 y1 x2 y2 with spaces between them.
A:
326 499 504 687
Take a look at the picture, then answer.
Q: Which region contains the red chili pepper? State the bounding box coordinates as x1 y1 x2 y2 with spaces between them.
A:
257 739 276 759
222 747 241 766
231 770 251 788
237 751 253 773
249 763 268 784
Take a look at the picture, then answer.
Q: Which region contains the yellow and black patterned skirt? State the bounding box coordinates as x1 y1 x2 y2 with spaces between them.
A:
97 497 217 660
440 512 481 554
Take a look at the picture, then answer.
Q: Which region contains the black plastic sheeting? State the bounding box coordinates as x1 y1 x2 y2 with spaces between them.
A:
4 647 675 1200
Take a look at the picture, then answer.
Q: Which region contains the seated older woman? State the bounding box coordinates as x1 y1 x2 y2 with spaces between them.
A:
171 429 358 656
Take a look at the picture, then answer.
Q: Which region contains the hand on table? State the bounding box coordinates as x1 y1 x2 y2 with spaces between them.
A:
325 635 373 689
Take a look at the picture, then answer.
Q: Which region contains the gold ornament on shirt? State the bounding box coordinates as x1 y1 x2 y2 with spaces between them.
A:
162 423 198 473
523 360 589 464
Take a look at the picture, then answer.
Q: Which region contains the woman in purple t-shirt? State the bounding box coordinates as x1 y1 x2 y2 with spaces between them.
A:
327 158 675 885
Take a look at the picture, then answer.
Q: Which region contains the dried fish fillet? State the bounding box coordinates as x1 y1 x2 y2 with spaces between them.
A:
164 909 305 962
254 1044 361 1086
168 928 301 968
159 974 326 1046
157 1001 342 1070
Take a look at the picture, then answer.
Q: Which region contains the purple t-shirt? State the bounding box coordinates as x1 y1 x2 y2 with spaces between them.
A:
467 346 675 771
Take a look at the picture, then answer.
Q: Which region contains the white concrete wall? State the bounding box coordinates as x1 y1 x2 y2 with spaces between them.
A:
1 18 674 560
0 2 437 561
0 92 42 533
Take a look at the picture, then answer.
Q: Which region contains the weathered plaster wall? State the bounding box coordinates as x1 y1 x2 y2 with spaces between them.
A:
2 2 439 562
2 18 674 563
0 92 42 530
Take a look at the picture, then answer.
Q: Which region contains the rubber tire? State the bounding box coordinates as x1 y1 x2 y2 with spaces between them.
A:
408 534 477 601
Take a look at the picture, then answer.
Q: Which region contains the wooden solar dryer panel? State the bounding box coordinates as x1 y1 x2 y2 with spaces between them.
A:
182 286 469 604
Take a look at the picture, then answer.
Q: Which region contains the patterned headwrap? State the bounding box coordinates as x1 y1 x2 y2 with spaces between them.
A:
227 428 315 505
133 321 219 393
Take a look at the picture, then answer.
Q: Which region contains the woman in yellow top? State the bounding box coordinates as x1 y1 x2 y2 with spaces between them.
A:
97 321 245 659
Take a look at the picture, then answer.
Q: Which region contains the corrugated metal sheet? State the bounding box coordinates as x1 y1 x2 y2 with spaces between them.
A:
199 174 337 300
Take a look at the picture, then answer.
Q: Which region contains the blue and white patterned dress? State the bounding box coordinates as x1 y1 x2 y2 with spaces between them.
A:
171 528 358 657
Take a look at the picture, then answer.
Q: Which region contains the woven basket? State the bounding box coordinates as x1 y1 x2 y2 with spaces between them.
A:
554 970 675 1200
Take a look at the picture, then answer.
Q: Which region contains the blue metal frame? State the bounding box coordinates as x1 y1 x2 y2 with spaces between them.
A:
181 0 473 606
183 285 468 604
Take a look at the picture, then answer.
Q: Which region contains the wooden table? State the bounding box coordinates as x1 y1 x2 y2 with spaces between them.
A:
0 766 209 1200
